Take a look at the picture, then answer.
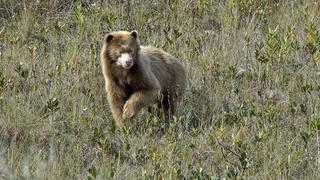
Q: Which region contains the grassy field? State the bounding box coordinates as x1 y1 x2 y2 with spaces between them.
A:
1 0 320 179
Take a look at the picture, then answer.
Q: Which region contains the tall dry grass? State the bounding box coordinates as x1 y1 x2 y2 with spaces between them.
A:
0 0 320 179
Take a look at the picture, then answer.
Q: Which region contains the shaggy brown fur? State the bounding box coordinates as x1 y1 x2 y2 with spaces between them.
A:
101 30 186 128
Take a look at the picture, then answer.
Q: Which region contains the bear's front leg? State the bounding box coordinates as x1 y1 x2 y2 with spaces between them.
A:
122 89 159 120
107 91 126 128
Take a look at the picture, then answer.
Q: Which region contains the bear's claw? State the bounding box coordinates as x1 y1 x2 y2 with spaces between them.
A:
123 102 135 119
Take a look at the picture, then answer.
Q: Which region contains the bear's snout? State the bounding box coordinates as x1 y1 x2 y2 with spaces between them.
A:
117 53 134 69
125 60 132 66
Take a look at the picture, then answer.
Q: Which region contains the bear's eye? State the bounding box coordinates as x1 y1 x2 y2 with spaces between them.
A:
110 51 120 60
115 52 121 58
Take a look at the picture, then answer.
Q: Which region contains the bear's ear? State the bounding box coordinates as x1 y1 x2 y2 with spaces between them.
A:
130 30 138 39
105 33 113 43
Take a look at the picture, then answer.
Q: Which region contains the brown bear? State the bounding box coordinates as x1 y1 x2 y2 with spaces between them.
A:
101 30 186 128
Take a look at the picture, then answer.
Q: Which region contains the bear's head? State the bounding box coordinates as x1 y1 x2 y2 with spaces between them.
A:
103 30 140 69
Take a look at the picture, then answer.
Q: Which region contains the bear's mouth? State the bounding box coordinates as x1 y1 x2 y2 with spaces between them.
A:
123 62 133 69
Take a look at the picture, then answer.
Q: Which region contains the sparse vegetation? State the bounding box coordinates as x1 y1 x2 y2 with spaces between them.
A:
1 0 320 179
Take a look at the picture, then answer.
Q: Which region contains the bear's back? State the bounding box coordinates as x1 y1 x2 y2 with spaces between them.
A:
140 46 186 95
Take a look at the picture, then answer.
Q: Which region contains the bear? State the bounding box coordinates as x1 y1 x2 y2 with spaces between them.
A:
101 30 186 128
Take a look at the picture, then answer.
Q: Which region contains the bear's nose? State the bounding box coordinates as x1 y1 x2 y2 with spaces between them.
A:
126 61 132 66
